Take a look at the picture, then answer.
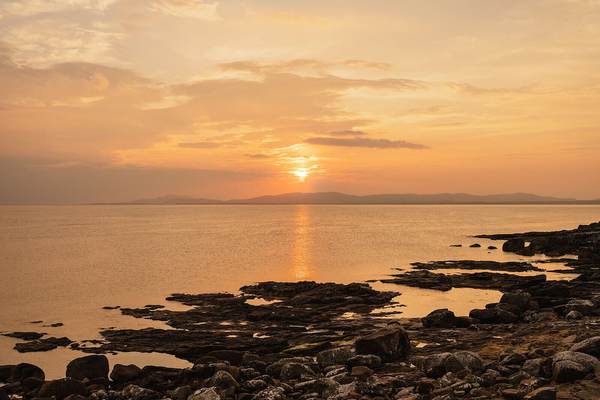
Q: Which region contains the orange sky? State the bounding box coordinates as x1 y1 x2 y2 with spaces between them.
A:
1 0 599 203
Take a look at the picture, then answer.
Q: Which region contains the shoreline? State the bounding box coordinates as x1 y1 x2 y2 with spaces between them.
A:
2 221 600 399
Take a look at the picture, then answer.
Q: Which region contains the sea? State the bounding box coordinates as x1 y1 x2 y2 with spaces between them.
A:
1 204 599 377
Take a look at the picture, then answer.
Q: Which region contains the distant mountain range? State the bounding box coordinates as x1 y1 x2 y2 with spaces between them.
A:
123 192 600 205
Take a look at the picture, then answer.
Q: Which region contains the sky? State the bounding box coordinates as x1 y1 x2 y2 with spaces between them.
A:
1 0 599 203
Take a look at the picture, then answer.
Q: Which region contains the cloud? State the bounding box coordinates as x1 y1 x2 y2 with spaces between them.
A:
0 0 117 17
245 153 272 159
327 130 368 136
151 0 219 20
305 137 428 149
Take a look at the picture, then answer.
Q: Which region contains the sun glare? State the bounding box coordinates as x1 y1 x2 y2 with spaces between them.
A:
293 168 310 182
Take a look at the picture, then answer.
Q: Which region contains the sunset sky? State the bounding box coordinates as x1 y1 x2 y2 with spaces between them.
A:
1 0 599 203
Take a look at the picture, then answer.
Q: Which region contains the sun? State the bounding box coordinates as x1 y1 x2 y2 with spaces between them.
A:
293 168 310 182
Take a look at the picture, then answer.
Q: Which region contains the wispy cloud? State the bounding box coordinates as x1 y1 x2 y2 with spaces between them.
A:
305 137 428 149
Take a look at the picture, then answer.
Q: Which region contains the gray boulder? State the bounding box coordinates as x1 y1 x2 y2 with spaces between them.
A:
316 347 353 368
354 323 410 361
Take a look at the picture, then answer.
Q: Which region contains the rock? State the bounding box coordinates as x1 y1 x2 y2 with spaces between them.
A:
293 378 338 397
66 355 109 381
14 337 72 352
0 388 8 400
501 352 527 366
122 384 159 400
422 309 460 328
242 379 268 392
570 336 600 357
206 350 244 366
421 352 452 378
469 307 519 323
500 291 532 312
6 363 45 382
470 243 481 248
488 246 498 250
38 378 87 400
2 332 45 340
279 362 315 381
523 387 557 400
354 323 410 361
346 354 382 369
501 388 522 399
503 238 526 253
522 358 552 378
316 347 353 368
252 386 286 400
208 370 239 393
415 378 435 395
110 364 142 383
445 351 484 373
172 385 192 400
564 299 595 315
265 357 315 378
188 388 221 400
553 351 600 371
552 360 588 383
565 310 583 320
349 366 373 378
64 395 87 400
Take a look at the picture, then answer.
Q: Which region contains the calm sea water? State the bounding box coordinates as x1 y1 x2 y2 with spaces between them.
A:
1 205 599 376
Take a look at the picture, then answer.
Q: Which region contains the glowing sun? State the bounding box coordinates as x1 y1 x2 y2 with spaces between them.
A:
293 168 310 182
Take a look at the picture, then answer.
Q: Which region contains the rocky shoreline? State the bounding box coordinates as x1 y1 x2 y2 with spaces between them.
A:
2 221 600 400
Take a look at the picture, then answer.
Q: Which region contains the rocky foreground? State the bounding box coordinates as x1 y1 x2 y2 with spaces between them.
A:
2 222 600 400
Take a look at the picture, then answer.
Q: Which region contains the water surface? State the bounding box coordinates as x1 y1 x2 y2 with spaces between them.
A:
1 205 598 376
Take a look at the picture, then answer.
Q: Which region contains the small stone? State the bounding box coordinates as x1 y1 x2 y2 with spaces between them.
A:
501 388 522 399
565 310 583 320
316 347 353 368
415 378 435 395
252 386 286 400
570 336 600 357
279 363 315 381
349 366 373 378
470 243 482 248
188 388 220 400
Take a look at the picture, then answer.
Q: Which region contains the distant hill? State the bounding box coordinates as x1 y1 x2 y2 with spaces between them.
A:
124 192 600 205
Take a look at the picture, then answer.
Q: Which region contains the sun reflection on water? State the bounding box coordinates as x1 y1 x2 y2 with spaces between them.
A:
292 205 312 279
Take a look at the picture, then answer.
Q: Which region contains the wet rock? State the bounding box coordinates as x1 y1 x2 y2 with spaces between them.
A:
503 239 526 253
265 357 315 378
523 387 557 400
171 385 192 400
38 378 87 400
316 347 353 368
470 243 481 248
252 386 285 400
469 307 519 324
501 388 523 399
66 355 109 381
354 323 410 361
0 388 8 400
500 291 533 312
570 336 600 357
2 363 45 382
64 395 87 400
501 352 527 366
422 308 471 328
488 246 498 250
110 364 142 383
415 378 435 395
2 332 45 340
14 337 72 352
346 354 382 369
188 388 220 400
279 363 315 381
553 351 600 370
293 378 338 398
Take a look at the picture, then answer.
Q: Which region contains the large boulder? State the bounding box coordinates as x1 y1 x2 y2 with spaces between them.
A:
4 363 45 382
570 336 600 357
316 347 353 368
552 351 599 382
469 307 519 324
421 309 470 328
110 364 142 383
38 378 87 400
500 291 533 312
66 355 109 381
354 323 410 361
